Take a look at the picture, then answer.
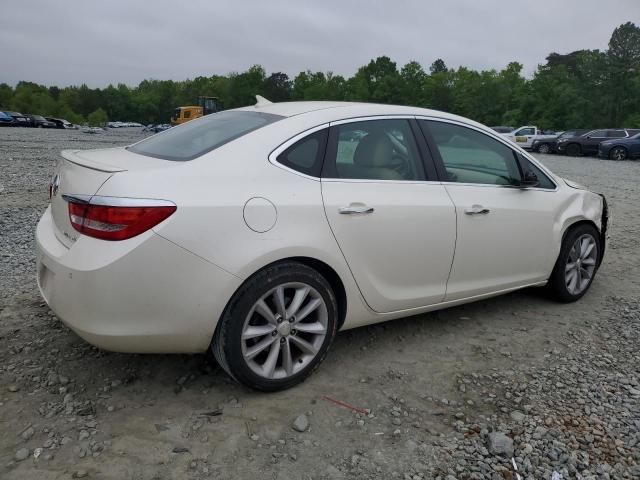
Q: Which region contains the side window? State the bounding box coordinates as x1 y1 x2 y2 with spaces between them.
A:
326 119 425 181
607 130 626 138
422 121 521 186
276 129 328 177
524 161 556 190
589 130 606 137
515 127 535 136
184 110 191 119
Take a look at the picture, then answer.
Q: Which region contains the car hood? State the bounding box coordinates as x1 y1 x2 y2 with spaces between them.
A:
563 178 589 190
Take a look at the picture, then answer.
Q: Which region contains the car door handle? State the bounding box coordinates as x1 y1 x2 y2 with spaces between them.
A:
464 204 490 215
339 205 375 215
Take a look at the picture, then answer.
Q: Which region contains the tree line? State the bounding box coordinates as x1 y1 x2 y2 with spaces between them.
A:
1 22 638 129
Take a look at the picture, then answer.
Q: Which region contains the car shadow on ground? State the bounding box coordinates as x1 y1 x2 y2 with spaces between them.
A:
22 285 560 400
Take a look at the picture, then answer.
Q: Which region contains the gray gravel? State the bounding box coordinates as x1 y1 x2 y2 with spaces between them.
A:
0 127 639 479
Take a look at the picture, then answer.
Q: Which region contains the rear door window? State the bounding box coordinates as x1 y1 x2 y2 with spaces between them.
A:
607 130 626 138
129 111 283 161
323 119 426 181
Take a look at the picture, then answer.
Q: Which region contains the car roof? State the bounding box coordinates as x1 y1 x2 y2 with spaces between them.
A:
235 100 489 130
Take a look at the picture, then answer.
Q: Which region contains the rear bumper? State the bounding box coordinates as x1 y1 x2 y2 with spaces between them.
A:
36 206 242 353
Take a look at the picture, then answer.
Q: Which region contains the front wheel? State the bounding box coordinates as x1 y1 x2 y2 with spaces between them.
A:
537 143 551 154
609 147 627 161
212 262 338 391
548 224 601 302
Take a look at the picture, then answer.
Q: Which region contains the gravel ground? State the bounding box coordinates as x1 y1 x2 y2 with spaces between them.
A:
0 127 638 480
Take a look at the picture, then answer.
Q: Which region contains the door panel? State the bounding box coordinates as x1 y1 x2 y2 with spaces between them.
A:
418 119 558 300
582 131 607 154
443 185 556 300
322 180 456 312
320 118 456 313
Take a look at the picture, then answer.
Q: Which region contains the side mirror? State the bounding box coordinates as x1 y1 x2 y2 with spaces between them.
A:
520 170 539 188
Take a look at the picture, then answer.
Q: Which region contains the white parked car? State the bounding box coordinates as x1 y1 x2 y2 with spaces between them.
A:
501 125 557 150
36 100 608 391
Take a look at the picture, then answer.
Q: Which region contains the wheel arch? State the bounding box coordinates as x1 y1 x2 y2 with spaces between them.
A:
559 218 603 266
609 145 628 157
289 256 348 329
218 256 349 333
565 142 582 154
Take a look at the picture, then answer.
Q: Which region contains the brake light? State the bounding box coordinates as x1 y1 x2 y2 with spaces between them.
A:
67 198 176 241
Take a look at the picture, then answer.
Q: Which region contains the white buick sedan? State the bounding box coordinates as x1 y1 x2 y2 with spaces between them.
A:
36 100 608 391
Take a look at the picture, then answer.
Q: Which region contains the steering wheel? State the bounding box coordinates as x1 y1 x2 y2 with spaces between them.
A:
389 153 411 178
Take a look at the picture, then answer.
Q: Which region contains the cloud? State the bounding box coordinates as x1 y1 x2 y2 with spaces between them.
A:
0 0 637 87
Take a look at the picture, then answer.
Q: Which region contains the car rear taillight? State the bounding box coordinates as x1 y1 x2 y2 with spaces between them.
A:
66 196 176 241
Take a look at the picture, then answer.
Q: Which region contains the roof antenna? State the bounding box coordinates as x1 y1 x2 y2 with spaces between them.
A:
255 95 273 107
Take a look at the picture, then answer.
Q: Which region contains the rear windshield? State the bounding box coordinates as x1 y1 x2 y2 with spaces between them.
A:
129 111 283 161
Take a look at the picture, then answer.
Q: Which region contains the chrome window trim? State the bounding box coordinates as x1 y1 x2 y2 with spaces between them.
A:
268 123 330 181
329 115 416 126
321 178 443 185
414 115 558 192
269 115 422 181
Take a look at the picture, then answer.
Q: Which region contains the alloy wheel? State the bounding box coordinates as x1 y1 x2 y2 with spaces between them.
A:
241 282 328 380
538 144 550 154
565 234 597 295
610 147 627 161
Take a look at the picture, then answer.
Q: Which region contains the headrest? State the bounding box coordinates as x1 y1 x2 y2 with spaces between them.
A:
353 133 393 168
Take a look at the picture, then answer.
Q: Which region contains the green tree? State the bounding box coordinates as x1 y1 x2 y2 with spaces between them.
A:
87 108 108 126
607 22 640 125
263 72 291 102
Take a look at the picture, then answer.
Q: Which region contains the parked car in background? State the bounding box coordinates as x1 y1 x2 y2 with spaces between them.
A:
0 111 18 126
490 126 514 133
80 126 104 134
108 121 144 128
6 111 31 127
557 129 637 156
532 129 590 154
598 132 640 160
46 117 77 129
25 114 57 128
36 100 608 391
150 124 171 133
501 126 557 150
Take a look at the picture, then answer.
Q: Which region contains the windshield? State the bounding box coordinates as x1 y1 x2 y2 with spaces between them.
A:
129 110 283 161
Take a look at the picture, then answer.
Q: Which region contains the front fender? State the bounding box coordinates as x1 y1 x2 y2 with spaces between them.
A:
554 189 606 263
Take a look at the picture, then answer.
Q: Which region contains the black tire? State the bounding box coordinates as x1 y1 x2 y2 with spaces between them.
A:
212 261 338 391
537 143 551 154
609 146 628 161
566 143 581 157
547 224 601 303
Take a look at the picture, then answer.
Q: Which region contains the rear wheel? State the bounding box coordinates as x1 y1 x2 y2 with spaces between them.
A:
566 143 581 157
609 146 628 161
548 224 600 302
212 262 338 391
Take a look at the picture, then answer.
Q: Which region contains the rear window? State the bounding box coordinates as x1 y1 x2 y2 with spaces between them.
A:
129 111 283 161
